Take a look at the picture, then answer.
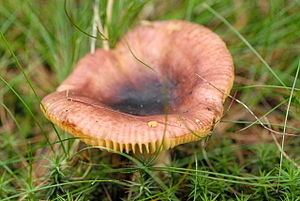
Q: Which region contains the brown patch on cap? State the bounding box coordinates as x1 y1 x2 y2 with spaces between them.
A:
41 20 234 153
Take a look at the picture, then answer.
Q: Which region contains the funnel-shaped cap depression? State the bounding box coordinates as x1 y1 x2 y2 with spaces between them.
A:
41 20 234 153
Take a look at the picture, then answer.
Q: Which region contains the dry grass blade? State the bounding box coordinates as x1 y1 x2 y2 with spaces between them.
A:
195 73 299 137
263 117 300 169
279 59 300 175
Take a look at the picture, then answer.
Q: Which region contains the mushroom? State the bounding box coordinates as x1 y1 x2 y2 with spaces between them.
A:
41 20 234 154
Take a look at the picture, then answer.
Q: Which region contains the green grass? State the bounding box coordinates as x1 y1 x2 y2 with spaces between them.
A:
1 0 300 200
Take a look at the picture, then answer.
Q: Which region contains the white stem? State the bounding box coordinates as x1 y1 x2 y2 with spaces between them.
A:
103 0 113 50
90 0 98 54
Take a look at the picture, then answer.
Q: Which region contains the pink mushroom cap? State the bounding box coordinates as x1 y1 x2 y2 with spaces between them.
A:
41 20 234 153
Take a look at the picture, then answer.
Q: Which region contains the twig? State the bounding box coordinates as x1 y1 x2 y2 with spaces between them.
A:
102 183 113 201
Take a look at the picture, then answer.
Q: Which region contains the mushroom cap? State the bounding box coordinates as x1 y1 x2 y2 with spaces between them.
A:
41 20 234 153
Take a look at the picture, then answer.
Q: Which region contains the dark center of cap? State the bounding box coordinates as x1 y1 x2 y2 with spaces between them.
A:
107 78 179 116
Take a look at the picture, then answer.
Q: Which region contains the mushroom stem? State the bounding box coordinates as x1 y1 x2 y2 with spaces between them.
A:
153 150 171 167
134 150 171 167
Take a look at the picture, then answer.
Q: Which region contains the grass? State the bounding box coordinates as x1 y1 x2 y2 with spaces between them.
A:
0 0 300 200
